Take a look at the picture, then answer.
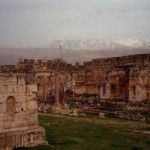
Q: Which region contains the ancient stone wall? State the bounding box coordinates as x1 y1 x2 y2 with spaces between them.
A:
86 53 150 68
36 70 55 99
6 53 150 102
0 73 47 150
129 66 150 101
100 69 129 100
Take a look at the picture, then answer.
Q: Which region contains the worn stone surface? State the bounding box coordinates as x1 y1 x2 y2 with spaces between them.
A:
15 54 150 115
0 73 47 150
0 53 150 121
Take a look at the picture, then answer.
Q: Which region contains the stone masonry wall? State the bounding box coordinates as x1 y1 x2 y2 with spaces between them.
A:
0 73 47 150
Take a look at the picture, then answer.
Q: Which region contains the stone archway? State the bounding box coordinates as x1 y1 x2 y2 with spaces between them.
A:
120 84 125 98
6 96 16 118
102 84 106 96
110 84 116 98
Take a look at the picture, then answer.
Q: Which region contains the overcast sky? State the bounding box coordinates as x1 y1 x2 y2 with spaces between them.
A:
0 0 150 47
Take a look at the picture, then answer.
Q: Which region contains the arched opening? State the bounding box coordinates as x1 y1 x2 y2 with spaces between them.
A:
6 96 16 118
110 84 116 98
146 93 149 100
37 84 40 91
120 84 125 97
102 84 106 96
132 86 136 95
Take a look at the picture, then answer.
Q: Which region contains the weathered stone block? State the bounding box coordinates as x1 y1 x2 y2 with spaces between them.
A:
0 73 47 149
15 111 26 122
0 104 5 113
15 102 22 112
21 102 27 111
99 112 105 118
27 85 37 93
27 101 37 111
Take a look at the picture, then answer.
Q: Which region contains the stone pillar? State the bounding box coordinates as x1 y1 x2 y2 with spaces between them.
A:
55 73 60 105
116 85 120 99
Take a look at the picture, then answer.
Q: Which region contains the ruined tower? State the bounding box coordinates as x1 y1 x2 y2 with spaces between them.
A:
0 73 47 150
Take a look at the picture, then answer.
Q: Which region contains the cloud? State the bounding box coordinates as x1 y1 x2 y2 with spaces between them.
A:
0 0 150 47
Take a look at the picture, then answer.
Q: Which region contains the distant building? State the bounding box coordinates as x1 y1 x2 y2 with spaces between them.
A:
16 53 150 102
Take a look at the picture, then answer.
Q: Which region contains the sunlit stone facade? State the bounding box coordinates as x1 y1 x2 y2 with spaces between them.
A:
0 73 47 150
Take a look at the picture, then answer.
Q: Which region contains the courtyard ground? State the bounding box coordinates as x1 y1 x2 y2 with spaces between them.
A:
17 113 150 150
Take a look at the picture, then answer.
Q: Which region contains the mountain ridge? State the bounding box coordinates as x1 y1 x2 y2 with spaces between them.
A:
0 39 150 65
49 39 150 50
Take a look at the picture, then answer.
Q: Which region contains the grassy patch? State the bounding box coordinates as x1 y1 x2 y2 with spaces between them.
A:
130 146 144 150
16 114 150 150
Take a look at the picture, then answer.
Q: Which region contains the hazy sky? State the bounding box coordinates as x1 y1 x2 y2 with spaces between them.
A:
0 0 150 47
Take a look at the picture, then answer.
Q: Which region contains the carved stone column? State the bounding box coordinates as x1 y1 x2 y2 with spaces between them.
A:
55 73 60 105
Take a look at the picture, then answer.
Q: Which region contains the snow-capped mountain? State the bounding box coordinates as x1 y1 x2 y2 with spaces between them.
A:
47 39 150 63
0 39 149 65
49 39 123 50
49 39 150 50
114 39 150 48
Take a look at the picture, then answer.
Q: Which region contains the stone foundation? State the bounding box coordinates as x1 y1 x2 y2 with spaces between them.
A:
0 126 47 150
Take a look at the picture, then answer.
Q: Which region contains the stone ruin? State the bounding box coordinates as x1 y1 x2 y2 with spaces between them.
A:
0 53 150 121
0 73 47 150
28 55 148 121
15 54 150 102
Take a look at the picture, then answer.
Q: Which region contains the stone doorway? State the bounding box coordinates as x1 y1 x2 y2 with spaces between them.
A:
6 96 16 119
110 84 116 98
